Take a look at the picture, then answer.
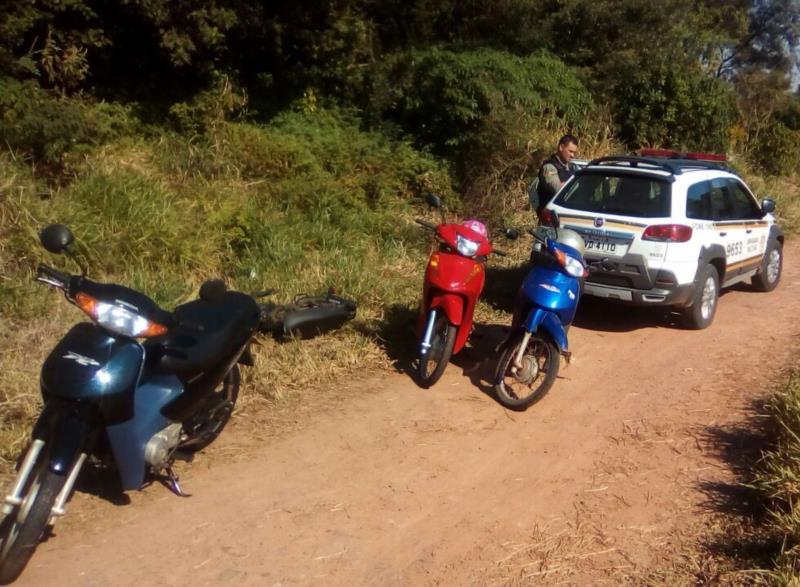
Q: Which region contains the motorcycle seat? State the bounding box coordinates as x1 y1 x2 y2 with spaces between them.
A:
146 291 260 378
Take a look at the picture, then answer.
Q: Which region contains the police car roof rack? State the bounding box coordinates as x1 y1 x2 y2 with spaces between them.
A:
586 155 730 176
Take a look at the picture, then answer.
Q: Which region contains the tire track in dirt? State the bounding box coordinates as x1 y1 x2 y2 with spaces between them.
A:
15 242 800 586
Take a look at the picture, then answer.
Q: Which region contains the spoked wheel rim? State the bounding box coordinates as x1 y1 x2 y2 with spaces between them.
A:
416 313 457 388
420 318 449 379
180 366 240 453
0 466 44 562
0 442 66 584
498 338 554 402
766 248 781 283
700 276 717 320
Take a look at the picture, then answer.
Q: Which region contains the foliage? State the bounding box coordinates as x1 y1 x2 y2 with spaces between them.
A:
751 121 800 175
752 371 800 580
0 0 105 91
611 61 737 151
0 77 136 172
169 73 248 134
369 48 591 157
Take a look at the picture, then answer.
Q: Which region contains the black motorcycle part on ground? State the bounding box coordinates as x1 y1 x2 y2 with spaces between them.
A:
261 294 357 340
40 323 143 425
146 290 260 422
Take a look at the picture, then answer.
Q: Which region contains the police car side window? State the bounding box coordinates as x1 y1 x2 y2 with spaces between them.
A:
727 179 762 220
710 178 734 221
686 181 713 220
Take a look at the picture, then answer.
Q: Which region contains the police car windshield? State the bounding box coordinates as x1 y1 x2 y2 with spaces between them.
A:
554 172 671 218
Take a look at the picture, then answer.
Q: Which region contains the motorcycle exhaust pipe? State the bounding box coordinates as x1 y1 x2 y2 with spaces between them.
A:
420 309 437 355
3 439 45 514
511 331 533 373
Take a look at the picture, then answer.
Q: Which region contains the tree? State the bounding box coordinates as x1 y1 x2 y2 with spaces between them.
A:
612 60 736 151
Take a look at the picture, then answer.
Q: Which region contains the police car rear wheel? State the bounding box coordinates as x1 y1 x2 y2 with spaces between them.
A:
684 265 719 330
752 240 782 292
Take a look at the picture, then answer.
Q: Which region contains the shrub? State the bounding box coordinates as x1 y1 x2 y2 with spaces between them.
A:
0 77 136 173
611 61 736 152
750 121 800 176
368 47 592 159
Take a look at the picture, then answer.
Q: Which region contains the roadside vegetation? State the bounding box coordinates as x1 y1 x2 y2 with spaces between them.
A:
1 0 800 578
750 372 800 582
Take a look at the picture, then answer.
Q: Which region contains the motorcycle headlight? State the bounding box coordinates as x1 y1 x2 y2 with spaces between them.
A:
554 249 585 278
563 255 585 277
455 234 481 257
75 293 168 338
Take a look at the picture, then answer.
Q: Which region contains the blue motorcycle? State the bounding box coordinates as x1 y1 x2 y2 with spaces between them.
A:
0 224 356 584
494 217 604 411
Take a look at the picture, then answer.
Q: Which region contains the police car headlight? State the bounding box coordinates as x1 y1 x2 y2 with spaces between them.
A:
456 234 480 257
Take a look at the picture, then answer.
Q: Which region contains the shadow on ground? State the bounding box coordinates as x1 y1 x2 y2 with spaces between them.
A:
693 398 779 571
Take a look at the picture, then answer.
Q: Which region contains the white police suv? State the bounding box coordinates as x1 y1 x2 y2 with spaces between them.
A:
542 149 784 329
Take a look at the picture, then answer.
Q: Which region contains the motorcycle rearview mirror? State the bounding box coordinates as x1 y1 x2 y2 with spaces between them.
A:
40 223 88 276
425 193 447 224
425 194 443 209
40 224 74 254
503 228 519 240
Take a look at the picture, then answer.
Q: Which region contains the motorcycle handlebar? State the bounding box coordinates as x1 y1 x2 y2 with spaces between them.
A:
415 218 438 232
36 264 70 289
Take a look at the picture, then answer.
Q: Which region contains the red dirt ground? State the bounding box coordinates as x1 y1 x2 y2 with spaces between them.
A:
13 242 800 586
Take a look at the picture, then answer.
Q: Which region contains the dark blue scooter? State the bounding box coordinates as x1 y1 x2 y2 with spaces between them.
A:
0 224 356 584
494 216 605 411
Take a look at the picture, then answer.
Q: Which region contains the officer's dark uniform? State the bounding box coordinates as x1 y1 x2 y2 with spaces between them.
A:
533 154 578 217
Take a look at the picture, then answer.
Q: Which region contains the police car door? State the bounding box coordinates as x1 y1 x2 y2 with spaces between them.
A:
709 177 745 283
726 178 769 278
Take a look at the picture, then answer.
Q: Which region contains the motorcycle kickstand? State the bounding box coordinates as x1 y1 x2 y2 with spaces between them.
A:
163 464 191 498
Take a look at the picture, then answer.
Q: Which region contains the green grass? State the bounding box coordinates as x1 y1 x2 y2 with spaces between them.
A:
1 101 798 480
0 107 454 464
752 370 800 582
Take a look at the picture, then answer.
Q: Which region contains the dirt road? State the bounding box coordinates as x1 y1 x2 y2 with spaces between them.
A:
15 243 800 586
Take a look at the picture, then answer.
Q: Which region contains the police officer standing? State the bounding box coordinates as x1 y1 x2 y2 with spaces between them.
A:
532 134 580 219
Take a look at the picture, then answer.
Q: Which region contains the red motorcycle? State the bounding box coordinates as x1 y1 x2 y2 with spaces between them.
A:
414 195 505 387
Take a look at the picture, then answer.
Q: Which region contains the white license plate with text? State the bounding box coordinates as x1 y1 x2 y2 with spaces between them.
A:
584 237 628 257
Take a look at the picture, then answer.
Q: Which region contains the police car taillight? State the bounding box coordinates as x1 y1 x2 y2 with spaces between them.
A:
539 208 557 227
640 148 727 162
642 224 693 242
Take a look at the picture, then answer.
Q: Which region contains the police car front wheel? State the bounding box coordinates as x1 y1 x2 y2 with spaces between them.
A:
752 240 782 293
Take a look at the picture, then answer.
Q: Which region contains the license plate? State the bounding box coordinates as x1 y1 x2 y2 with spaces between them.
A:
584 237 627 257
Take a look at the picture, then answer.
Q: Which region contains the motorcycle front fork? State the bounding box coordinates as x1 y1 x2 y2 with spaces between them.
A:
511 331 533 373
419 309 437 355
2 439 87 525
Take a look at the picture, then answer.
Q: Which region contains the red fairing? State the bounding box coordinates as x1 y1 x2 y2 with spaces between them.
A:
436 224 493 257
419 250 486 353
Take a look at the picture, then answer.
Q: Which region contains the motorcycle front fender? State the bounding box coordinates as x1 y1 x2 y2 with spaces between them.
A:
429 293 478 354
523 307 568 353
33 402 91 476
428 293 465 327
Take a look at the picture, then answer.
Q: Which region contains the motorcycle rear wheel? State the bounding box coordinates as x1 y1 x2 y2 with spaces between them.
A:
180 365 240 453
494 333 559 411
416 313 457 389
0 445 66 585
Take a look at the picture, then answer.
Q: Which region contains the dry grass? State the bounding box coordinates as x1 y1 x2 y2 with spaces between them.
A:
482 513 633 586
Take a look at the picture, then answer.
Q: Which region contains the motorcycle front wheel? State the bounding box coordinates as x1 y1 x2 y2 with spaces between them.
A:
180 365 240 453
494 333 559 411
416 313 457 389
0 443 66 585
